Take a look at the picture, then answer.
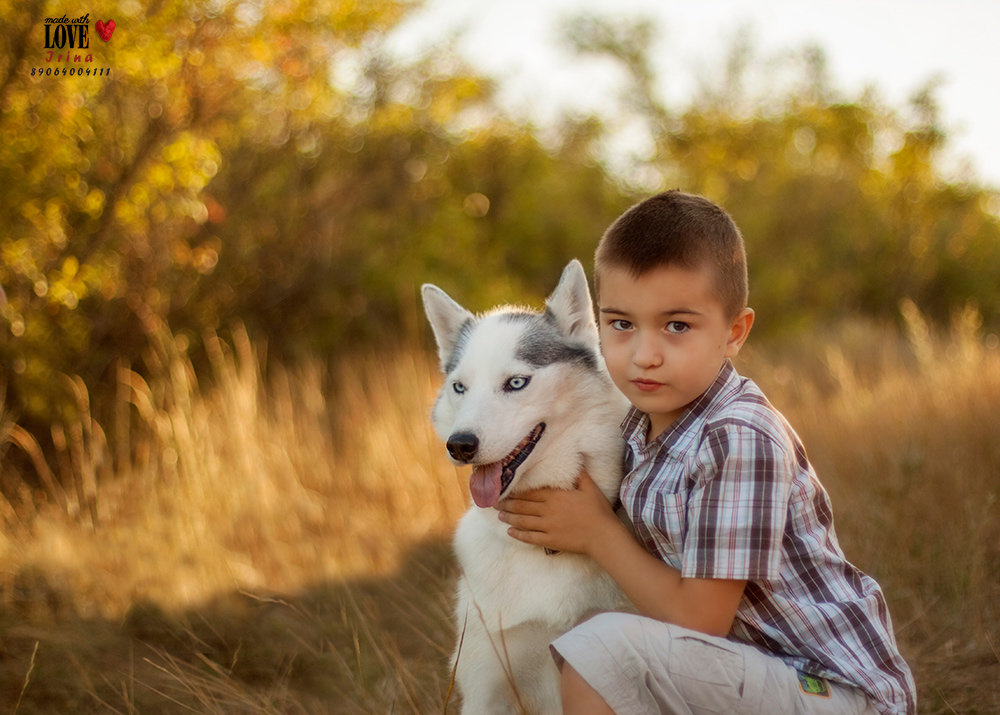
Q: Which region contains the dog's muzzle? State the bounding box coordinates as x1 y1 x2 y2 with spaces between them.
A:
456 423 547 509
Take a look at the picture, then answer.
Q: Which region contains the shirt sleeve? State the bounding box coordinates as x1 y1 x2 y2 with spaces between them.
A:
680 422 795 582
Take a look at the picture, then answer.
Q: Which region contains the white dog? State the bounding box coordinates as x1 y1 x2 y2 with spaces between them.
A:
422 260 630 714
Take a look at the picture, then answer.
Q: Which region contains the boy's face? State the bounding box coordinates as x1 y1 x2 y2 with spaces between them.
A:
597 262 753 440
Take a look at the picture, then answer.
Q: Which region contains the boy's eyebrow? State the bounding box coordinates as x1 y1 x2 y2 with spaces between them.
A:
599 307 703 317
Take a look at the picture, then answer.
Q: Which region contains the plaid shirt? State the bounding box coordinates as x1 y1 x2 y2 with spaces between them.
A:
620 361 916 714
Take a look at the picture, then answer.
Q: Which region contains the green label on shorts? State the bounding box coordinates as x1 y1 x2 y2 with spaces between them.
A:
797 671 831 698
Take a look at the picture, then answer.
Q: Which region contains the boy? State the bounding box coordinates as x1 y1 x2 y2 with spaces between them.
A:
497 191 916 714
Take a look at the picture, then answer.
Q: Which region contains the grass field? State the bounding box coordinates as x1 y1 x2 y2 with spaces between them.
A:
1 307 998 713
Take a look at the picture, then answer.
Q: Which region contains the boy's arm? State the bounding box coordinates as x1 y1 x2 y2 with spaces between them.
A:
498 473 746 637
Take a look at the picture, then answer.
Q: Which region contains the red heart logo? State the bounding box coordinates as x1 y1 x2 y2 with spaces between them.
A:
95 19 115 42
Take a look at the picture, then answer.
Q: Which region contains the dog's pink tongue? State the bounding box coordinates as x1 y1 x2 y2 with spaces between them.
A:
470 462 503 508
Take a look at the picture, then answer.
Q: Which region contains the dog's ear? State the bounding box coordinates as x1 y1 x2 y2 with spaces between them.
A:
545 259 598 345
422 284 475 372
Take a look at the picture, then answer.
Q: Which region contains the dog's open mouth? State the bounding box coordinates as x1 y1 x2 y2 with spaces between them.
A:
469 423 546 509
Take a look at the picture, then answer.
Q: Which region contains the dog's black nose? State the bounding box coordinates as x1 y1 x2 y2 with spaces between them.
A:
447 432 479 463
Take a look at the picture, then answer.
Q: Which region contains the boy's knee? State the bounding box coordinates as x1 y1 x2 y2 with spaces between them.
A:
566 614 742 681
566 611 662 665
572 612 645 644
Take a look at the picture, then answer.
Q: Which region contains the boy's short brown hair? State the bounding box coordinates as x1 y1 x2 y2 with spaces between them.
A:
595 190 749 318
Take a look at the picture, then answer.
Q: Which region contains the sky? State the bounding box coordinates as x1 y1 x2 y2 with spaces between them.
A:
389 0 1000 188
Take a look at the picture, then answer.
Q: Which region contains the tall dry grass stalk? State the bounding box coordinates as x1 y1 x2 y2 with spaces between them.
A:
2 326 466 712
0 307 997 712
2 326 467 618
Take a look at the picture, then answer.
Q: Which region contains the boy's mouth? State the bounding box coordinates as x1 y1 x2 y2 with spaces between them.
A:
632 378 665 393
469 423 546 509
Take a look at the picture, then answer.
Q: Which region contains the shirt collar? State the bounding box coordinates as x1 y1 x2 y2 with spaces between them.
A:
620 360 739 455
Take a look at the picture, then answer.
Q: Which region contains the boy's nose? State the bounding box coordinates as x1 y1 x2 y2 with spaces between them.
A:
632 334 663 369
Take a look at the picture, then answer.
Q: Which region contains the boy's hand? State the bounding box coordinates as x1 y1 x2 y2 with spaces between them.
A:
501 470 746 636
497 471 624 556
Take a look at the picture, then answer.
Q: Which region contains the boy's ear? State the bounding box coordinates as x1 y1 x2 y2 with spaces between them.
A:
725 307 755 358
421 284 474 371
545 259 599 345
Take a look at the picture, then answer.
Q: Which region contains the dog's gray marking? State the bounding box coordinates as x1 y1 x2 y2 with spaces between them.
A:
444 309 597 374
515 317 598 369
443 318 476 374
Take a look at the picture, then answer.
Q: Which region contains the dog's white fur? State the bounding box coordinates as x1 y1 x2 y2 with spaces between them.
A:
422 260 630 714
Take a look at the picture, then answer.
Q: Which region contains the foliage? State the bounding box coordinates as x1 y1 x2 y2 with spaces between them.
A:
2 5 999 428
0 0 630 426
565 17 1000 336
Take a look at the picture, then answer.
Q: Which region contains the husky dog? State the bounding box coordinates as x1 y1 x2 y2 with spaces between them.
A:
421 260 630 714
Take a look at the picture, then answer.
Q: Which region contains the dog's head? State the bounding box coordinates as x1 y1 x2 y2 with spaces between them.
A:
421 260 602 508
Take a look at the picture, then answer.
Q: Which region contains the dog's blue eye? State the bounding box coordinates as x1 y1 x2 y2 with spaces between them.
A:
452 381 466 394
504 376 530 392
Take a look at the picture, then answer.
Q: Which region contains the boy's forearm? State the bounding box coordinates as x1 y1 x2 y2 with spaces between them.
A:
588 518 745 637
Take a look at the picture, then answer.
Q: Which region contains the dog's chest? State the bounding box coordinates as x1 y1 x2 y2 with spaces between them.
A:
454 509 619 629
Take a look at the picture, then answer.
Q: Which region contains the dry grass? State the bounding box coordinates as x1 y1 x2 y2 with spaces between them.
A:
1 308 998 713
0 327 465 712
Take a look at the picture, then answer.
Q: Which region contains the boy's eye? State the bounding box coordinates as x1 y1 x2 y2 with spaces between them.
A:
609 319 632 331
666 321 690 334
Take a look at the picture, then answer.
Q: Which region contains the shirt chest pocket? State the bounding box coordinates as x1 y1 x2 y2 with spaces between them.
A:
640 491 689 569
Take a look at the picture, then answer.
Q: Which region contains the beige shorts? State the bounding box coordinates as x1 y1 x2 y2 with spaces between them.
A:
550 612 880 714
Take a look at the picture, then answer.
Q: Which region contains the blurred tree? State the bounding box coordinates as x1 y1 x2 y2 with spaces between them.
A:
563 16 1000 336
180 42 630 358
0 0 417 421
4 2 999 447
0 0 629 429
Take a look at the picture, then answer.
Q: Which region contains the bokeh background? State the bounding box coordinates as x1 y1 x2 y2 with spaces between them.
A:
1 1 998 712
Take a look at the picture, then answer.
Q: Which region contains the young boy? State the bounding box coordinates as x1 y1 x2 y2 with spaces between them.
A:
497 191 916 714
